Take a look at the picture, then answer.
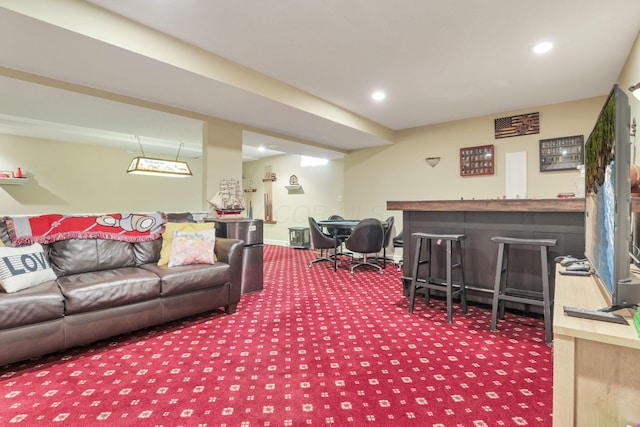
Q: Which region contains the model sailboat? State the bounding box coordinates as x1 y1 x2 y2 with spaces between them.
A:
208 178 245 215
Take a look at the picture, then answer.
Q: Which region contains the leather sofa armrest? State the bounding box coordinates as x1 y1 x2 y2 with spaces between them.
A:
214 237 244 303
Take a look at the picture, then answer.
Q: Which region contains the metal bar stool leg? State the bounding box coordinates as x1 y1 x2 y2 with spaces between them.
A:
457 239 468 315
540 245 552 344
445 239 453 323
424 239 432 306
408 236 424 313
498 243 510 320
490 242 506 332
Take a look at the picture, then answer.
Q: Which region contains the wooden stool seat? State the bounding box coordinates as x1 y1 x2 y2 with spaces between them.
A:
490 236 557 344
408 232 467 323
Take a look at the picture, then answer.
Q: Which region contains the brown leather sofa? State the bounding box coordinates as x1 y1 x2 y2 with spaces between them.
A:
0 216 244 367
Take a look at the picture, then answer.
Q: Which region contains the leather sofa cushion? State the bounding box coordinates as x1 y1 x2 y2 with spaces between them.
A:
57 267 161 314
49 239 136 276
0 281 64 330
140 263 230 297
133 238 162 265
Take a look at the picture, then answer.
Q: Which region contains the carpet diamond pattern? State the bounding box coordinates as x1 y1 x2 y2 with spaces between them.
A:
0 245 552 426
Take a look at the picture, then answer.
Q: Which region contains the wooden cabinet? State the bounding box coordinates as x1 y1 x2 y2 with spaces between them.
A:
553 270 640 427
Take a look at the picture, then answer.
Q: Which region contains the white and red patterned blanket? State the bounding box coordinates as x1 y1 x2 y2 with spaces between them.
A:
5 212 166 246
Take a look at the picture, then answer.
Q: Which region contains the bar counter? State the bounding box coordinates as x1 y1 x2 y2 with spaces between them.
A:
387 198 584 213
388 198 586 304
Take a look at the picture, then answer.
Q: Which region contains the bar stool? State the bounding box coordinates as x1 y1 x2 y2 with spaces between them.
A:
490 236 557 344
408 232 467 323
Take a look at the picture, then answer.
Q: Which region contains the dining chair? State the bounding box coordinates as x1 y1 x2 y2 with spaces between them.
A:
326 214 353 260
344 218 385 274
308 217 336 268
370 215 395 268
328 213 351 240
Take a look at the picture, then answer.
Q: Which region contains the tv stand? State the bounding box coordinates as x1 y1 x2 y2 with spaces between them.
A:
553 269 640 426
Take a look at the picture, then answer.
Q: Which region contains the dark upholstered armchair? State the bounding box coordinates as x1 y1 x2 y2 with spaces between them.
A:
344 218 385 274
327 214 352 253
369 215 395 268
308 217 336 268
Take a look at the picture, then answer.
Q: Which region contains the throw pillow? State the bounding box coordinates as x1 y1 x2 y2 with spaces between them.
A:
168 229 216 267
158 222 215 266
0 243 57 293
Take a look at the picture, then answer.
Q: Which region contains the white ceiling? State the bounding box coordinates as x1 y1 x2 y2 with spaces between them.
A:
0 1 639 161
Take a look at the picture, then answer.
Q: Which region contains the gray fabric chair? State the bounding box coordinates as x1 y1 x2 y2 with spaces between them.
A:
308 217 336 267
344 218 385 274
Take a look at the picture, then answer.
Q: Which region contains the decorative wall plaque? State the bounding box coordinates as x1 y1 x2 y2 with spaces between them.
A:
539 135 584 172
494 112 540 139
460 144 494 176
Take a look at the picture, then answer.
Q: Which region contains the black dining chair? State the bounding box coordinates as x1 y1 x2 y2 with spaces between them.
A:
328 214 351 240
344 218 385 274
370 216 395 268
308 217 336 268
326 214 353 260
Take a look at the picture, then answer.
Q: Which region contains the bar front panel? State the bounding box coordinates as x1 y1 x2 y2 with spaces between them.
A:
399 206 584 307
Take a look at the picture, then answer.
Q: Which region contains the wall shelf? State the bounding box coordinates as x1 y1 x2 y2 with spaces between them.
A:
0 177 28 185
285 185 302 191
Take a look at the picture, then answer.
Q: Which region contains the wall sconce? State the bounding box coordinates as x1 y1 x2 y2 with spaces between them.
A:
425 157 441 167
630 82 640 101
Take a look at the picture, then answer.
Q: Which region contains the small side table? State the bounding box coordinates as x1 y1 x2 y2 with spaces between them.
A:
289 227 310 249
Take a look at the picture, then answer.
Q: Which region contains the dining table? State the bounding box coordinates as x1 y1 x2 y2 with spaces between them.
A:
316 219 387 271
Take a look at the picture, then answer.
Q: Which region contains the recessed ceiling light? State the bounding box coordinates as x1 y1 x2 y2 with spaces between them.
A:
371 91 386 101
532 41 553 54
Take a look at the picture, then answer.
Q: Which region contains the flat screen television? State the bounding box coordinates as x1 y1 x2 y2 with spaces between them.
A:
584 83 640 310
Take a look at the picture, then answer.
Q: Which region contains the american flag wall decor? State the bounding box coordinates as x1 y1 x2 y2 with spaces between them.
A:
494 112 540 139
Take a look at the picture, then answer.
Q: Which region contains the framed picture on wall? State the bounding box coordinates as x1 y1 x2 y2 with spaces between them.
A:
539 135 584 172
460 144 494 176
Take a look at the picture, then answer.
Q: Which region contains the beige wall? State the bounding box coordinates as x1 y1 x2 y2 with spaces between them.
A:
0 134 204 215
619 31 640 148
343 30 640 236
344 97 606 233
203 120 244 213
243 155 344 245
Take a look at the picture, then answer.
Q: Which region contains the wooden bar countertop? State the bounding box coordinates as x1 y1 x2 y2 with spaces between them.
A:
387 198 585 213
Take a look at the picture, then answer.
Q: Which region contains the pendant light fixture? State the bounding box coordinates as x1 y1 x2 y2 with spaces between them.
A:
126 136 192 178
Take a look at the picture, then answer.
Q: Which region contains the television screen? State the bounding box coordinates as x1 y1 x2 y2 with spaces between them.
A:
584 84 639 308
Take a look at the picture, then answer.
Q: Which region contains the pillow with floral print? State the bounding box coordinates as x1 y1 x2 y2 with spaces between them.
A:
168 229 216 267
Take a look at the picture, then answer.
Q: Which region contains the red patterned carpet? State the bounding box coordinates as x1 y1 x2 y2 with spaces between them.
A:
0 245 553 426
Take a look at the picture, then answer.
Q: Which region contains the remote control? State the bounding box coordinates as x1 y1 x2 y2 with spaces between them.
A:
566 262 590 272
559 270 592 276
563 306 629 325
